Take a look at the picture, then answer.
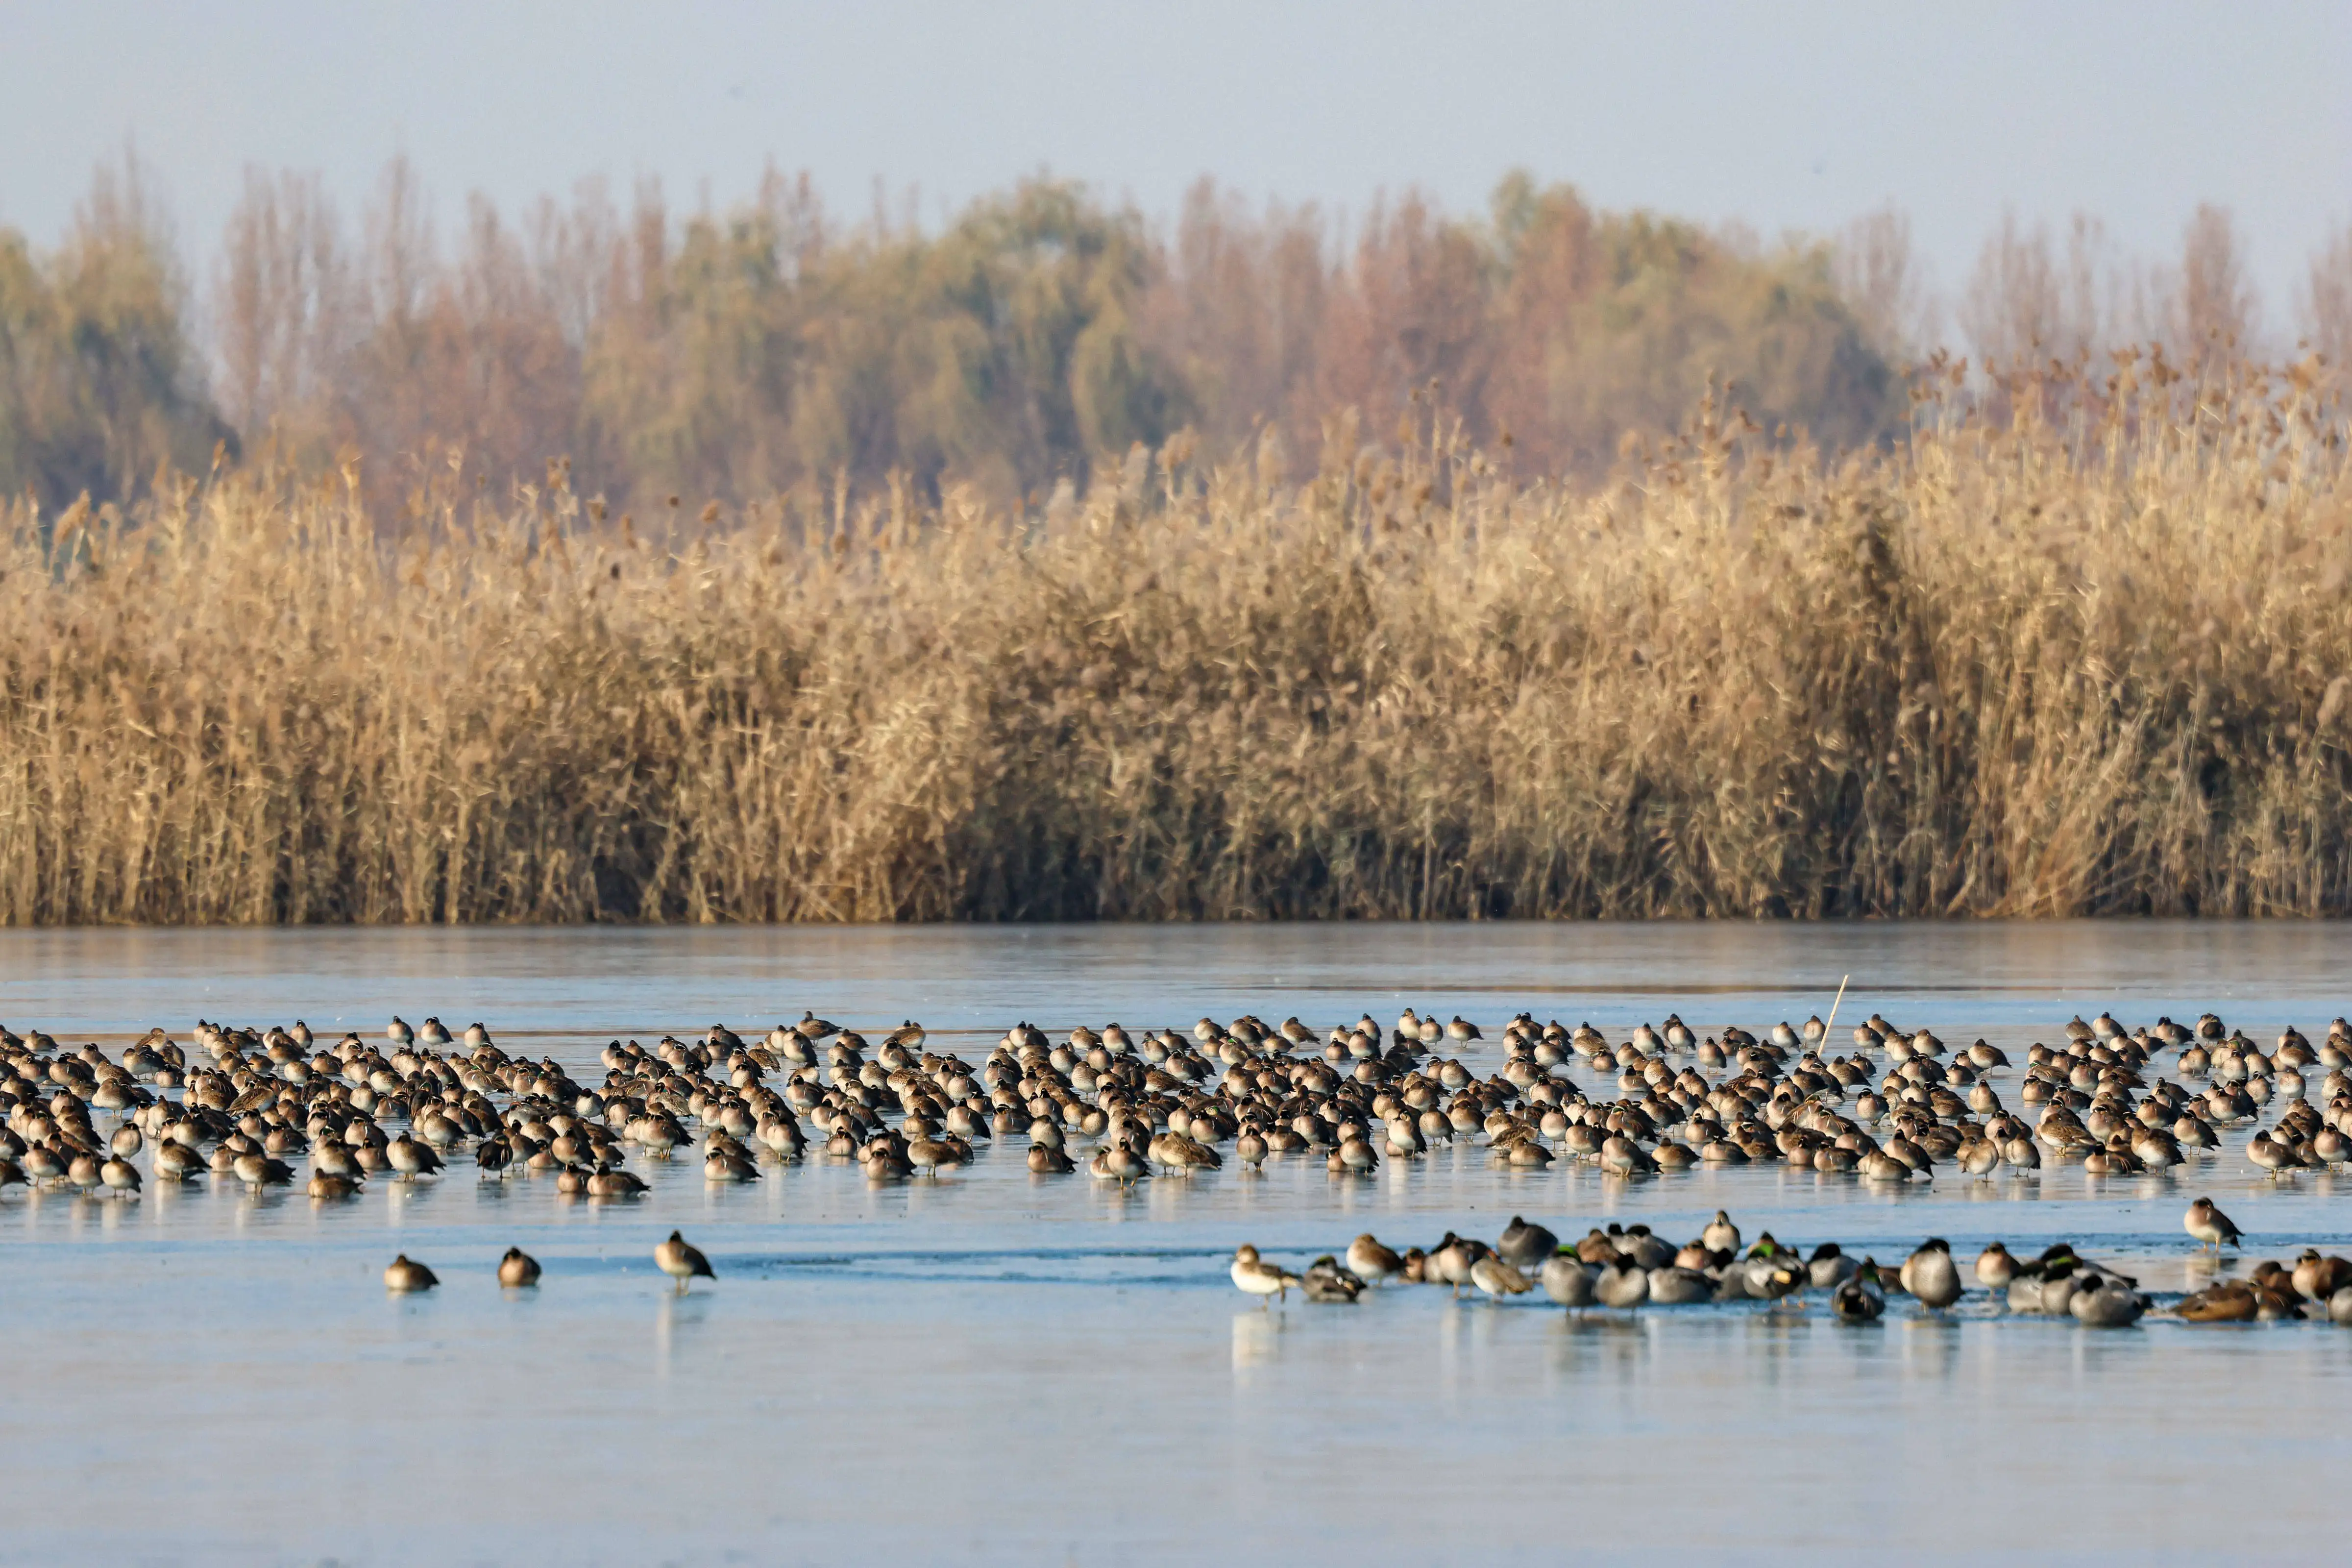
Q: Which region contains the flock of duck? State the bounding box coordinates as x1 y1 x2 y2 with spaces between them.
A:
3 1004 2348 1322
1230 1198 2352 1325
3 1004 2344 1195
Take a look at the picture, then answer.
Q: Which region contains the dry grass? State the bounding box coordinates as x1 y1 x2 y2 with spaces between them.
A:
4 357 2350 924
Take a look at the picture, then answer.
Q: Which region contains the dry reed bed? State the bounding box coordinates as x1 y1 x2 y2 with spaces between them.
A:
3 366 2350 924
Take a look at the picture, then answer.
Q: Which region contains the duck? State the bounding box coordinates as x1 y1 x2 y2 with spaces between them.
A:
1806 1242 1859 1289
1302 1255 1365 1303
497 1247 542 1287
1900 1239 1963 1309
1831 1262 1886 1323
19 1142 65 1185
2183 1196 2242 1252
307 1172 361 1200
1423 1233 1489 1295
1954 1136 2001 1178
1495 1216 1559 1271
655 1231 715 1294
2176 1279 2259 1322
704 1149 758 1183
2247 1131 2297 1178
2008 1271 2054 1313
2292 1250 2352 1300
385 1134 443 1181
383 1254 439 1292
1975 1242 2018 1288
98 1156 142 1196
1231 1245 1301 1306
233 1152 294 1187
1746 1259 1806 1308
906 1136 970 1178
1470 1254 1534 1302
1620 1227 1677 1271
1541 1255 1598 1308
2037 1262 2094 1315
1595 1260 1650 1308
578 1166 635 1203
1094 1143 1150 1184
2070 1278 2148 1327
1348 1234 1405 1285
1027 1144 1076 1174
1646 1265 1712 1304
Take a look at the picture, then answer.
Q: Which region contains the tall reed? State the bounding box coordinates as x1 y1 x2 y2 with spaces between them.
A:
3 357 2348 924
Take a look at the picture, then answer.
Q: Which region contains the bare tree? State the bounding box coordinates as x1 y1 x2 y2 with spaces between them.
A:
2162 203 2259 374
1960 209 2124 369
2301 222 2352 381
214 168 351 436
1836 202 1939 357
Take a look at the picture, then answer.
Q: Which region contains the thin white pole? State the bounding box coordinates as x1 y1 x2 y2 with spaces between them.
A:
1822 974 1850 1046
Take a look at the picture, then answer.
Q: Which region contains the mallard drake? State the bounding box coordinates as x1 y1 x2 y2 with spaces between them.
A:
1747 1259 1806 1307
1302 1255 1365 1303
1831 1262 1886 1323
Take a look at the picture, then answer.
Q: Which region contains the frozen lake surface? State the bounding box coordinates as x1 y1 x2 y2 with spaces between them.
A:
5 922 2352 1566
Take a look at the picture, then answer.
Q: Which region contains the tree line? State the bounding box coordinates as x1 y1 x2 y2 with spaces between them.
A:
4 154 2345 517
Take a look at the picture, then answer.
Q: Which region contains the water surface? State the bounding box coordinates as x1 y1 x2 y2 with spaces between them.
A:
4 921 2350 1565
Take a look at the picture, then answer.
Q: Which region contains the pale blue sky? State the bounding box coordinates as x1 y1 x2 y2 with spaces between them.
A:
3 0 2348 336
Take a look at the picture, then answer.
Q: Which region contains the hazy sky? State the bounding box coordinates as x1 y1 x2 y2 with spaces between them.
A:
4 1 2349 336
